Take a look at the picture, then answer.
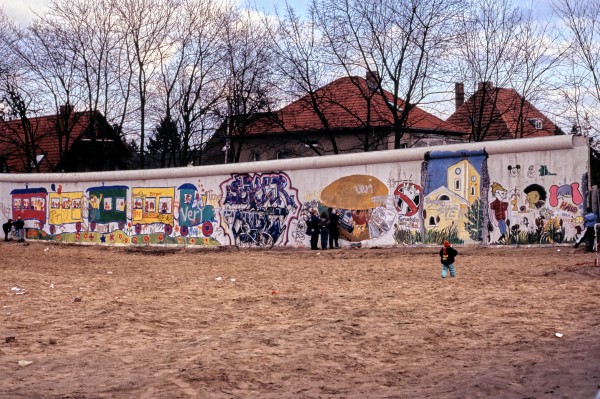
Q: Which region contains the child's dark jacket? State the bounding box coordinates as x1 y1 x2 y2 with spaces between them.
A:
439 247 458 265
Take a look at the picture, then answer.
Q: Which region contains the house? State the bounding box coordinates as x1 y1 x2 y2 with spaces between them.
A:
0 107 130 173
203 74 467 164
447 82 563 141
423 158 481 242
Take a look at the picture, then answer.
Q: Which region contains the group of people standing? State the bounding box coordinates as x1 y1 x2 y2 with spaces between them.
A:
2 216 25 242
306 207 340 250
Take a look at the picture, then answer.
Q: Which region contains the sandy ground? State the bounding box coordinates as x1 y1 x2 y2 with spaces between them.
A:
1 241 600 399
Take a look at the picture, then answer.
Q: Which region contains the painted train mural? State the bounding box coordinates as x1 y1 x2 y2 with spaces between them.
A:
0 136 592 247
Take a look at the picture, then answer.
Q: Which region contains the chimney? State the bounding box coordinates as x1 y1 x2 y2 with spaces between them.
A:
59 104 74 116
477 81 494 91
455 83 464 110
366 71 380 91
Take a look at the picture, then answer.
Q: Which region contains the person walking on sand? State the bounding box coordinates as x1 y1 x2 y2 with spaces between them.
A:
328 207 340 249
574 207 598 252
439 240 458 278
3 218 13 241
13 215 25 242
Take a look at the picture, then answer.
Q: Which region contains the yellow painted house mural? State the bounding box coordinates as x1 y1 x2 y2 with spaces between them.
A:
447 159 480 205
424 154 484 244
424 186 470 236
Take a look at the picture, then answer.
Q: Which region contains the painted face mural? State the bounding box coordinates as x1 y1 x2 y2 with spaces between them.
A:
221 173 300 246
523 184 546 209
320 175 391 242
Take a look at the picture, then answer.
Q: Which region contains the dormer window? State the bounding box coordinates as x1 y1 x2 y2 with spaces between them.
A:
304 140 320 149
529 118 543 130
31 154 44 168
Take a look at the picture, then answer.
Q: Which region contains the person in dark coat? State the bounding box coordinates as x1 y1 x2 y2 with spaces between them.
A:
439 240 458 278
13 215 25 242
307 209 320 250
319 211 329 250
3 219 13 241
328 207 340 248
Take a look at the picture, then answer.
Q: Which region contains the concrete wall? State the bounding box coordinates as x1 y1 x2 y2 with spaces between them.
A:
0 135 589 248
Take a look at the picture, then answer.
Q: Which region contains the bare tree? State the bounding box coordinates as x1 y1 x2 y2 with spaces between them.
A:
451 0 550 142
0 73 46 172
508 10 566 138
116 0 178 169
264 3 343 155
316 0 461 149
554 0 600 145
170 0 229 166
221 8 278 163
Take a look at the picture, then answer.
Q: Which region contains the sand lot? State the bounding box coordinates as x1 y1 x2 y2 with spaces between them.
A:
1 241 600 399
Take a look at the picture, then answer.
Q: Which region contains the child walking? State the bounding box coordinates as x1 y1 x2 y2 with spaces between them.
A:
439 240 458 278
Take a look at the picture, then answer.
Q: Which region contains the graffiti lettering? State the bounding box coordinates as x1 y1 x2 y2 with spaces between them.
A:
221 173 300 246
354 184 373 195
559 201 578 214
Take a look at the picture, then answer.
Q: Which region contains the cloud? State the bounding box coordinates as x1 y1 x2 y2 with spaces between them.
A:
2 0 49 26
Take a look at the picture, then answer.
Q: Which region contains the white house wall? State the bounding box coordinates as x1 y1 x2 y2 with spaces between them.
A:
0 135 589 248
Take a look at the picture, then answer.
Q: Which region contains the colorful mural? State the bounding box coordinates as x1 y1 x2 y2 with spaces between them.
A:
0 136 590 249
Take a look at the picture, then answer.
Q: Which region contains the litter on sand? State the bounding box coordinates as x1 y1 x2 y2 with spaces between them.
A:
555 332 563 338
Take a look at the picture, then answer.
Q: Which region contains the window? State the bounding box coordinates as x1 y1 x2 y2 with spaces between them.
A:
529 118 543 129
30 154 44 168
276 151 290 160
428 216 436 226
304 141 319 149
471 187 475 196
251 152 260 162
454 179 460 190
438 194 450 201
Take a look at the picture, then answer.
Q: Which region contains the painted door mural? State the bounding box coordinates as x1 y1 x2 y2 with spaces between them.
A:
423 150 487 244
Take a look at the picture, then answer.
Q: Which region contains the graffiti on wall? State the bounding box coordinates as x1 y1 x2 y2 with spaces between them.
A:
220 172 300 246
0 140 589 249
319 175 393 242
390 180 422 245
178 183 217 240
488 179 584 245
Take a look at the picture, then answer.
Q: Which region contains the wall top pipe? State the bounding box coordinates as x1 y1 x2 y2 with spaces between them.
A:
0 134 584 184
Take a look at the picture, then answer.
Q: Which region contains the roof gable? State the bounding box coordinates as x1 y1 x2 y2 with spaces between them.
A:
0 110 126 173
245 76 465 136
447 85 560 139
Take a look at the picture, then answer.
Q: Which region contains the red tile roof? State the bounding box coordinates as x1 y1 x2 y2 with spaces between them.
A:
244 76 465 135
0 110 124 173
447 85 561 140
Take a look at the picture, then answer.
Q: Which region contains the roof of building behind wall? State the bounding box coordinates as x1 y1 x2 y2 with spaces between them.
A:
243 76 466 136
